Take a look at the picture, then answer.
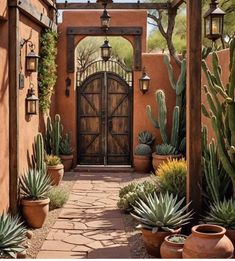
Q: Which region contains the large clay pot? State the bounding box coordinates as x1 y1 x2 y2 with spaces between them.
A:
141 228 181 257
133 155 151 173
160 234 187 259
21 198 50 228
152 153 182 171
183 224 234 258
47 164 64 186
226 229 235 249
60 154 73 172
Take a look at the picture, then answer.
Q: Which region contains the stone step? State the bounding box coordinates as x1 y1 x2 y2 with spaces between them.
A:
74 166 135 173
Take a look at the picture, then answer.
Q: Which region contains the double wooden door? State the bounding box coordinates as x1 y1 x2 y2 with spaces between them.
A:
77 72 132 165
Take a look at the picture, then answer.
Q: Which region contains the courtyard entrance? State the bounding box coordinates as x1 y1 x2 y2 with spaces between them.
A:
77 60 133 166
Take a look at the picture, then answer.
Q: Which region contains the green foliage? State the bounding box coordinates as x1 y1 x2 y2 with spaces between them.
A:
20 169 51 200
155 159 186 199
131 192 193 232
146 56 186 155
45 155 61 166
167 235 187 244
33 133 46 173
38 29 58 113
60 134 73 155
0 213 27 259
45 114 63 156
117 181 157 213
138 131 155 145
135 144 152 155
48 187 69 210
204 199 235 229
155 144 178 155
202 38 235 193
202 126 231 204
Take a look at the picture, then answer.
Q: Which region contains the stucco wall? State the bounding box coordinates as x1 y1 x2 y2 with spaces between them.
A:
0 0 9 212
201 49 230 141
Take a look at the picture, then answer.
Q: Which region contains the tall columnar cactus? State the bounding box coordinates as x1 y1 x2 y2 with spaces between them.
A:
146 56 186 154
45 114 63 156
33 133 46 173
202 38 235 196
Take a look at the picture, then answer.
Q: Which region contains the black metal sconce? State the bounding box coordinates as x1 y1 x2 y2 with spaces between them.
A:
25 84 38 115
204 0 225 42
139 67 150 94
100 4 111 32
100 39 112 62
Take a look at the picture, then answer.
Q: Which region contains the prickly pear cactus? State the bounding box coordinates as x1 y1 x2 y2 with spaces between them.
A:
202 38 235 197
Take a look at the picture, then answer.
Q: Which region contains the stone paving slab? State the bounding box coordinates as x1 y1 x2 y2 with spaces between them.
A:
37 172 135 259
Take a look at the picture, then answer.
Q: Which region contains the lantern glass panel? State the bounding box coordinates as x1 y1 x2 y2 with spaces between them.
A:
26 57 37 71
27 100 37 114
205 17 211 35
211 16 221 34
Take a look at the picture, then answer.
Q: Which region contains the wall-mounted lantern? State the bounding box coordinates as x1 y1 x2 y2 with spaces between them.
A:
100 39 112 62
139 68 150 94
25 85 38 115
204 0 225 42
100 4 111 32
26 42 40 72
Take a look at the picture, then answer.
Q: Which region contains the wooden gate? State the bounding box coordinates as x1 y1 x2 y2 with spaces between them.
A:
77 61 133 165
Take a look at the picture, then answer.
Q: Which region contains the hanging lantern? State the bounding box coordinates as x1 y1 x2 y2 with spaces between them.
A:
139 68 150 94
25 86 38 115
100 39 112 62
26 43 40 72
204 0 225 41
100 5 111 32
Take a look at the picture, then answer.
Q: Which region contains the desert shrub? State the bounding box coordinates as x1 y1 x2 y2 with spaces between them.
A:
117 180 158 213
48 187 69 210
155 159 186 199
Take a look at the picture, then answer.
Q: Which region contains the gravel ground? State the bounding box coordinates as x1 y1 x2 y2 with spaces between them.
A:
26 172 77 259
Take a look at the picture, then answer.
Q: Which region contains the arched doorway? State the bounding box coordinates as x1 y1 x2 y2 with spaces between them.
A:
77 60 133 166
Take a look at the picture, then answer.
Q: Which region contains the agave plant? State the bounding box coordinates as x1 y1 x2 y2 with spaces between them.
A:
0 213 26 258
20 169 52 200
60 134 73 155
45 155 61 166
138 131 155 145
204 199 235 229
131 192 193 232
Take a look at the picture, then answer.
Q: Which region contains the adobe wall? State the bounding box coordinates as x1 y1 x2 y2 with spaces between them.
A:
55 10 177 164
0 0 9 211
201 49 230 141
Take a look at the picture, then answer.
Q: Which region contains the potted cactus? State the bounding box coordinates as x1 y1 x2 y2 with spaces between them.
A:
131 192 192 257
20 169 51 228
0 213 27 258
45 155 64 186
133 131 154 173
60 133 74 171
146 56 186 171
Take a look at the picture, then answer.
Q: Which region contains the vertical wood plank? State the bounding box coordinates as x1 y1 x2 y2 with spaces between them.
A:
186 0 202 217
134 35 142 71
67 34 75 73
8 4 19 214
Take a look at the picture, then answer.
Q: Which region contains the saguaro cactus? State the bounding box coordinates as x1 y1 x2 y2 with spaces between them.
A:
33 133 46 173
146 55 186 154
202 38 235 196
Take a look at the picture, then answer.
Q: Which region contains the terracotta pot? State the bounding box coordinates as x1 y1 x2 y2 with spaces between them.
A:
133 154 151 173
152 153 182 171
183 224 234 258
160 234 187 259
141 228 181 257
226 229 235 249
47 164 64 186
60 154 73 172
21 198 50 228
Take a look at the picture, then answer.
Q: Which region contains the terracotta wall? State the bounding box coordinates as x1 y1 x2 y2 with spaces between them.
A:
0 0 9 211
201 49 230 141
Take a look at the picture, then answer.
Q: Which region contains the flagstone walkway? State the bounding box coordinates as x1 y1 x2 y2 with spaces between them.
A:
37 172 144 259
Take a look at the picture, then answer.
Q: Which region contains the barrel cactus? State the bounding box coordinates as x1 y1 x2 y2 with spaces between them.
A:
135 144 152 155
146 56 186 155
202 38 235 197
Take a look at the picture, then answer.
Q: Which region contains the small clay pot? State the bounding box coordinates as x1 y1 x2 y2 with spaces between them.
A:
47 164 64 186
152 153 182 171
21 198 50 228
160 234 187 259
133 154 151 173
141 228 181 257
60 154 73 172
183 224 234 258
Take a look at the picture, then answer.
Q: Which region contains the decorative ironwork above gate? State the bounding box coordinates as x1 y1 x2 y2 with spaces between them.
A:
77 59 133 86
